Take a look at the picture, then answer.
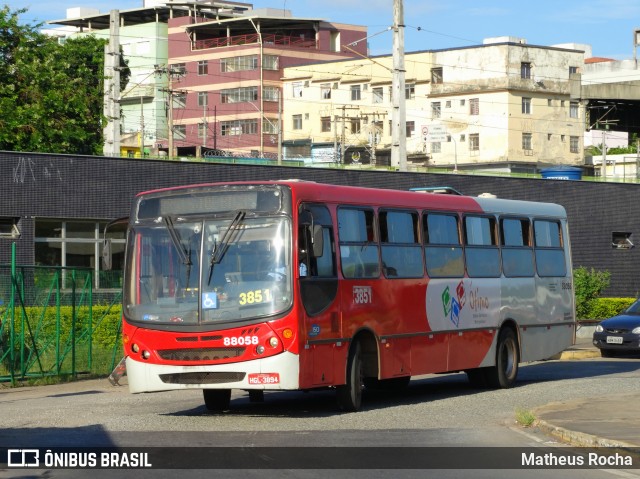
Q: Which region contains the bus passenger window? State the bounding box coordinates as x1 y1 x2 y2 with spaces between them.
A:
338 208 379 279
464 215 500 278
501 218 534 277
534 220 566 277
424 213 464 278
380 210 423 278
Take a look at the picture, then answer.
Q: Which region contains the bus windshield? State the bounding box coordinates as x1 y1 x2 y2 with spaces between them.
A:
123 215 292 326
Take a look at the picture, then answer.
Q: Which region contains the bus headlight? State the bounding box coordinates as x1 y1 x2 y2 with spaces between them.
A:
142 350 151 360
269 337 279 348
131 343 140 353
256 345 265 355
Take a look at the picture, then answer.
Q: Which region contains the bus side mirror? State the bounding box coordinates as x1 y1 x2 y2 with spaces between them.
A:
311 225 324 258
102 238 112 271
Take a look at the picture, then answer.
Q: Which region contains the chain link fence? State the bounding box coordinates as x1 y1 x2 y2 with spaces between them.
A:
0 263 123 384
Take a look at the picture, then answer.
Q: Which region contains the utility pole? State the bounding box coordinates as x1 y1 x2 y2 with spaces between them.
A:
336 105 359 163
103 10 121 157
140 97 145 157
391 0 407 171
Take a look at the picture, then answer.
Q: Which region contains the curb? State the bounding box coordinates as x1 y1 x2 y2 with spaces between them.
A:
535 418 640 451
557 349 601 360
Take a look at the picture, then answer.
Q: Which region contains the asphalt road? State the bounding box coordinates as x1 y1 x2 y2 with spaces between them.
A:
1 356 639 478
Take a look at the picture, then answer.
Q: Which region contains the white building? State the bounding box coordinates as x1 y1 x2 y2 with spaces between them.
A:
282 38 588 172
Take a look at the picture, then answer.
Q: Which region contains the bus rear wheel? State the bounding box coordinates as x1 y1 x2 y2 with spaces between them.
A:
203 389 231 412
336 341 364 412
485 328 519 388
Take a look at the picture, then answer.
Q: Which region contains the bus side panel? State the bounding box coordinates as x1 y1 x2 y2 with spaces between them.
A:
410 334 448 375
519 323 575 362
447 330 496 371
378 337 412 378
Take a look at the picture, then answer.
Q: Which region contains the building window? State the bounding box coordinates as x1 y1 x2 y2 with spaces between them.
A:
321 83 331 100
221 55 258 72
198 92 208 107
262 118 278 134
470 98 479 115
431 142 441 153
198 60 208 76
445 100 451 108
351 85 362 101
263 86 280 102
174 124 186 140
372 87 383 104
612 232 634 249
405 83 415 100
198 122 207 138
169 63 186 77
569 66 579 74
431 67 443 84
292 82 303 98
521 62 532 79
432 102 441 118
292 114 302 130
263 55 279 70
469 133 479 151
522 97 532 114
35 219 126 290
350 118 361 134
220 119 258 136
570 136 579 153
220 87 258 104
406 121 415 138
173 93 186 109
0 217 20 238
522 132 533 151
460 99 466 107
570 101 579 118
321 117 332 132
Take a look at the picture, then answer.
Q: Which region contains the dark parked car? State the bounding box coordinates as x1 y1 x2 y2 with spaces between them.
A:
593 299 640 357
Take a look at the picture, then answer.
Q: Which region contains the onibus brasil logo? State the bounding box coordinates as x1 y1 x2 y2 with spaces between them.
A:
441 280 466 328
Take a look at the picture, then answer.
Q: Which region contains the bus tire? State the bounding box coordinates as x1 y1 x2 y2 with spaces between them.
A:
203 389 231 412
336 341 364 412
485 328 519 389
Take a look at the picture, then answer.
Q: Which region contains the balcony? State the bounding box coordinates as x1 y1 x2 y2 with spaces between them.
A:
194 33 317 51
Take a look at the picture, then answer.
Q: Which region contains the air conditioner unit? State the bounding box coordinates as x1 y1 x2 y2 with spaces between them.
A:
304 81 310 87
332 82 339 89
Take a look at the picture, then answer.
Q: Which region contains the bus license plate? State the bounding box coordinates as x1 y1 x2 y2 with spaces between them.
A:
248 373 280 385
606 336 623 344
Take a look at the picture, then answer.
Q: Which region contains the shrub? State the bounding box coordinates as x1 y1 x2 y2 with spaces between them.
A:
574 267 610 319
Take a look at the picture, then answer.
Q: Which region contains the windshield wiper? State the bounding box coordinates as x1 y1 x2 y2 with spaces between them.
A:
164 216 193 288
207 210 246 285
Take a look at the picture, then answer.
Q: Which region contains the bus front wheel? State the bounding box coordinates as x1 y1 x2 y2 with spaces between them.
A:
336 341 364 412
203 389 231 412
485 328 519 389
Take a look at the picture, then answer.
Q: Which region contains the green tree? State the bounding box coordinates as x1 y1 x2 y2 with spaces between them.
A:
574 267 611 319
0 6 129 154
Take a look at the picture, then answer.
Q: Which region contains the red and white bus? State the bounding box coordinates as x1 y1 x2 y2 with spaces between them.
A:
119 180 575 412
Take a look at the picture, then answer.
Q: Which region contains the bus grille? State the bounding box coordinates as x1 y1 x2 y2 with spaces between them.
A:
159 372 246 385
157 347 245 361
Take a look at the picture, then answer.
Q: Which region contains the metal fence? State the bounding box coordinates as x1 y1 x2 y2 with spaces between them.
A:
0 246 123 384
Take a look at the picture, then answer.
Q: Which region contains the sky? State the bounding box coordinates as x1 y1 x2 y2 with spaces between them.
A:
10 0 640 59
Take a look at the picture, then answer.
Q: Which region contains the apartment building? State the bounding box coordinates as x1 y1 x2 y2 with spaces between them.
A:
165 8 366 158
281 37 587 172
49 1 367 158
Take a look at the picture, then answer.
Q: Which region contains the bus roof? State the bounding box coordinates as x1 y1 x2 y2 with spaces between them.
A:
136 180 566 218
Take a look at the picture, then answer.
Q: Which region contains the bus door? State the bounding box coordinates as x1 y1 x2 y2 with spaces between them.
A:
298 204 340 387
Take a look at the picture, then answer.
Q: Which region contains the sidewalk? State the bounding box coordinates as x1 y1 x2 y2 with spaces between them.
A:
536 338 640 450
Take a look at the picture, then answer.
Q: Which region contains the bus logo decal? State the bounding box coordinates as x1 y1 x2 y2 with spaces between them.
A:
309 324 321 337
441 281 466 328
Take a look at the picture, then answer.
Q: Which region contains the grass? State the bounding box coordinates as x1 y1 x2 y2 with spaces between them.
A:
515 408 537 427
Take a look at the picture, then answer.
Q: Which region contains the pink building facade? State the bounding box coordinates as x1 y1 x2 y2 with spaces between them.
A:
164 9 367 159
